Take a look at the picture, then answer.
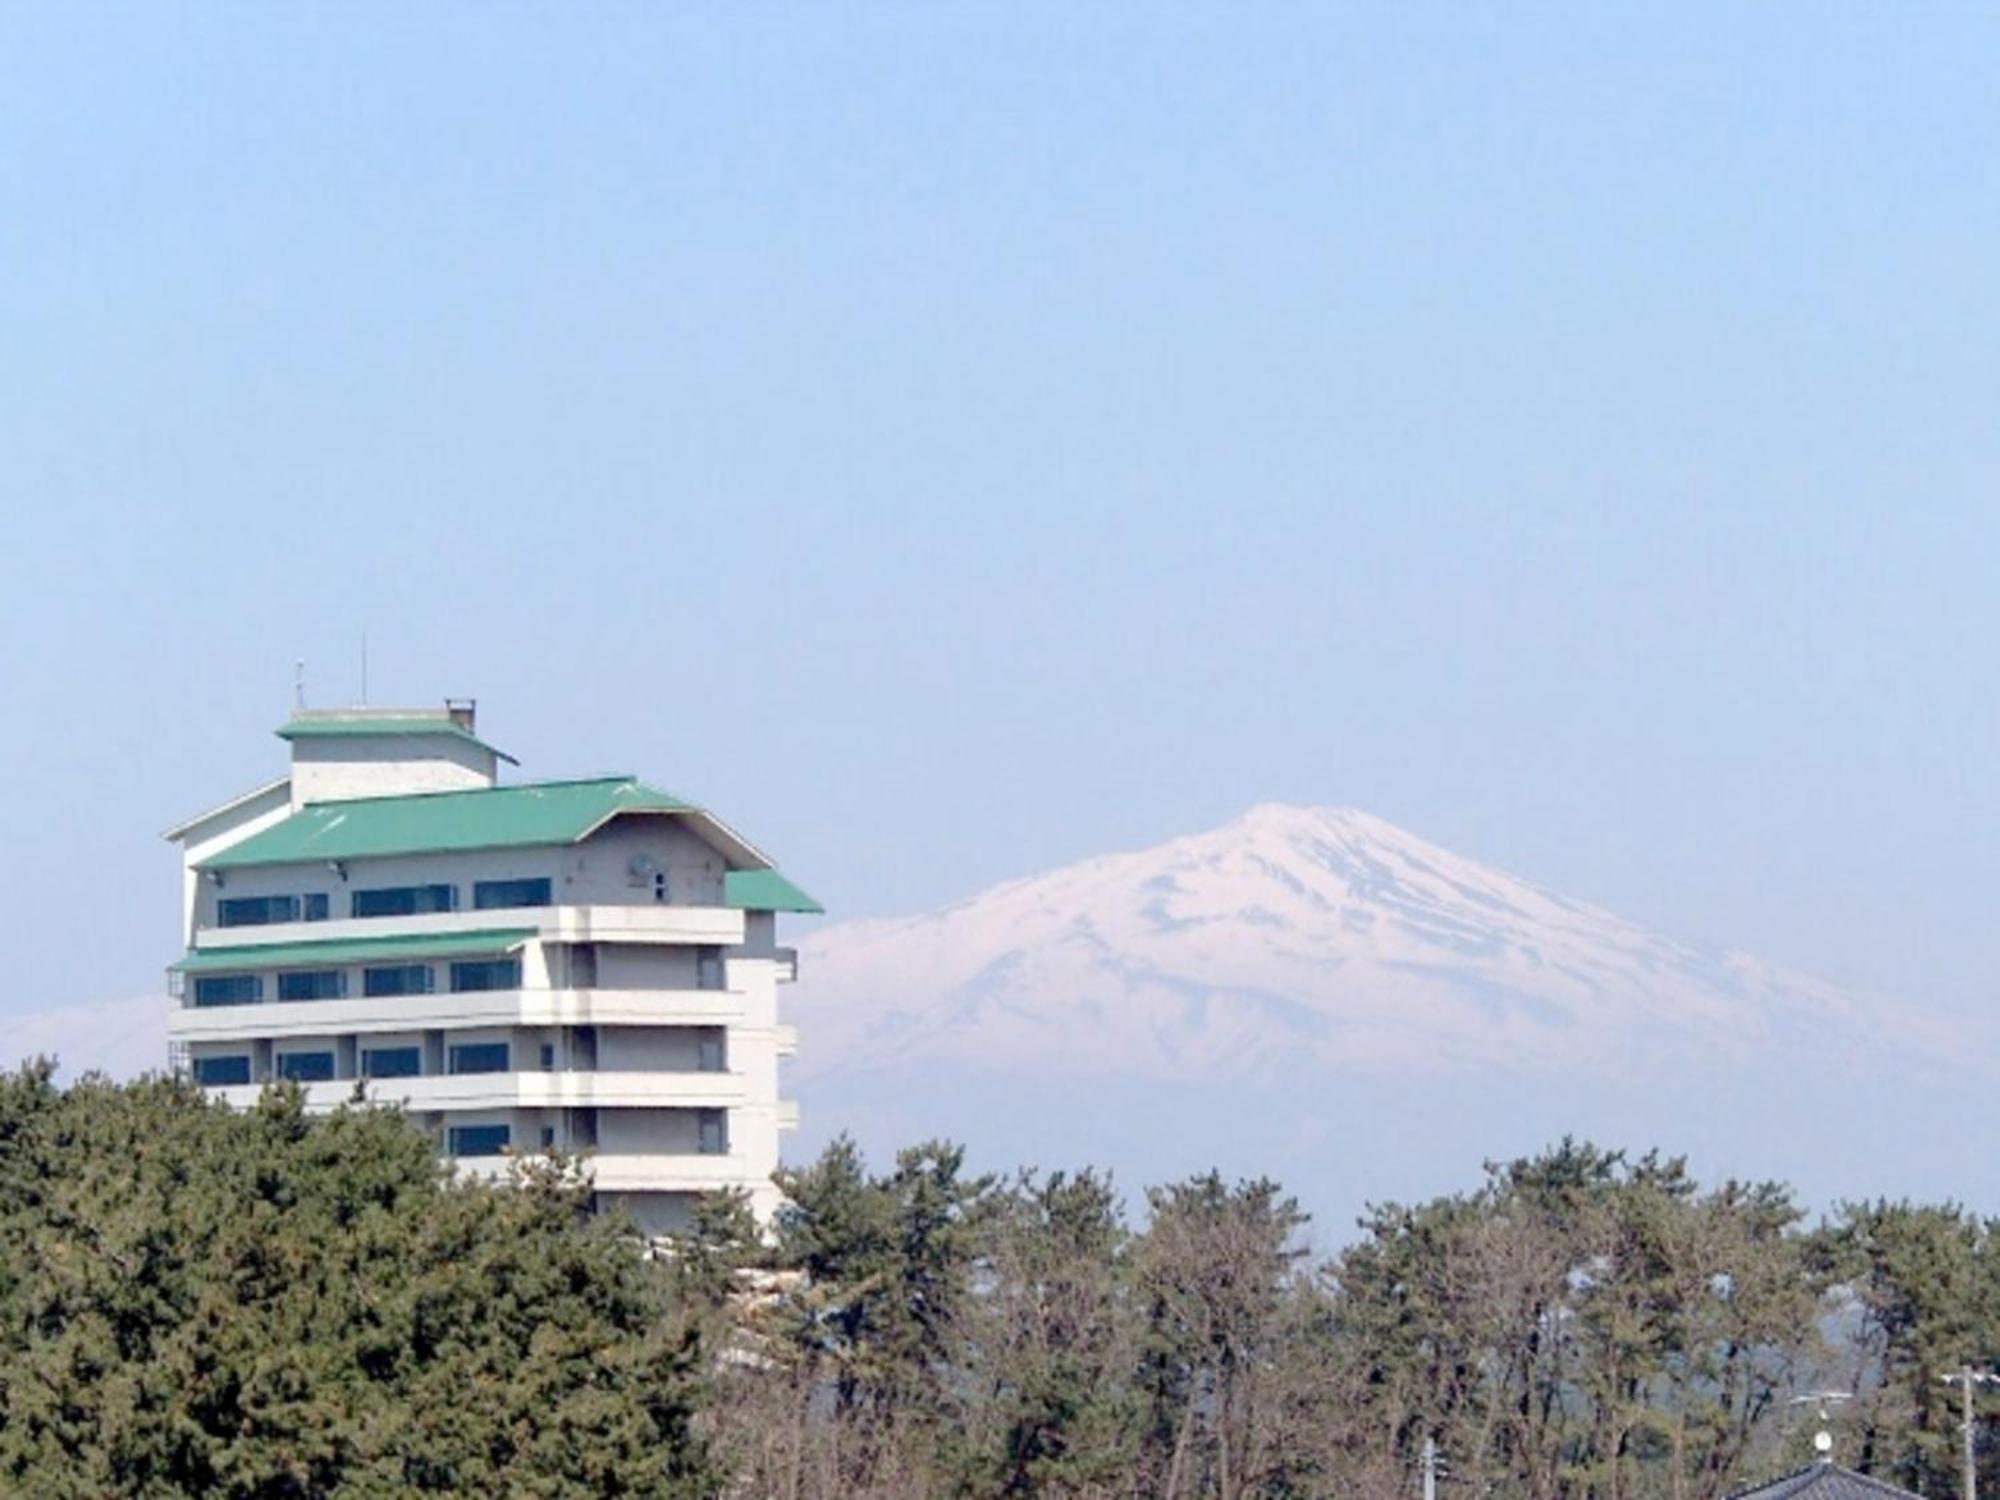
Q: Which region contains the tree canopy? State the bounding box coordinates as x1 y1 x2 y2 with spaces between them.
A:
1 1067 1994 1500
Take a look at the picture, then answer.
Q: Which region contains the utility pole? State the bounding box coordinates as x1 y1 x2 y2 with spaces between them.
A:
1420 1435 1439 1500
1942 1368 1996 1500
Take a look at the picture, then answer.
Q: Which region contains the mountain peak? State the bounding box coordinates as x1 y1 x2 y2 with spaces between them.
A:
791 806 1941 1089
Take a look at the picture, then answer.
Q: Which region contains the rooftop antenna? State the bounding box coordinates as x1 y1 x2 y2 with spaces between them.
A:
294 660 306 712
1790 1391 1853 1465
360 632 368 706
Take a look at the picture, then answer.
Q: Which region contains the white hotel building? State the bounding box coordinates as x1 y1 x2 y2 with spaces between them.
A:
163 703 818 1231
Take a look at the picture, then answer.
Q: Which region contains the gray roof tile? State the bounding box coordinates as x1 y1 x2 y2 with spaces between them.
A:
1726 1462 1924 1500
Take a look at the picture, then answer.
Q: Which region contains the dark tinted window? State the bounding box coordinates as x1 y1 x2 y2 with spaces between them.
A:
217 895 300 927
192 974 261 1006
449 959 521 993
363 965 433 997
361 1046 421 1079
448 1124 510 1156
448 1042 510 1075
473 878 553 910
276 970 345 1002
193 1055 251 1086
277 1052 335 1083
303 893 330 921
351 884 456 918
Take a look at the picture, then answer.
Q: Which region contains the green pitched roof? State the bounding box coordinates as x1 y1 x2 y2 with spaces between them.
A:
200 777 694 870
725 868 823 914
278 714 517 764
173 928 536 974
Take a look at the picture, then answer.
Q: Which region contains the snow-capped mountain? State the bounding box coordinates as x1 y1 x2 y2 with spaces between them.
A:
792 803 1940 1086
786 805 1989 1221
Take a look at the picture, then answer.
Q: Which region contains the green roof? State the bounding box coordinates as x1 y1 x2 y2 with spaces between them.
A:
200 777 695 870
725 868 823 914
173 928 536 974
278 714 517 764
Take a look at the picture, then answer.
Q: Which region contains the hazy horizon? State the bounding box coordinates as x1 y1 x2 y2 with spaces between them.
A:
2 9 1996 1219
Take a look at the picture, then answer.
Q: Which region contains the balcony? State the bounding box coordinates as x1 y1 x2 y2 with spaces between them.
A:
168 985 751 1041
188 902 747 952
448 1151 757 1193
204 1069 750 1113
587 1152 759 1193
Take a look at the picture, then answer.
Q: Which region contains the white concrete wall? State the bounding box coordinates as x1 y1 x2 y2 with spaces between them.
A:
173 782 293 944
290 735 497 807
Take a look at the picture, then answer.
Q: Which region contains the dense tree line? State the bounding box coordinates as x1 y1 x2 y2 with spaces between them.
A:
0 1064 712 1498
0 1067 1994 1499
702 1140 2000 1500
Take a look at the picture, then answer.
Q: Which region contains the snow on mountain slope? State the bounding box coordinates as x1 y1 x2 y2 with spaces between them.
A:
791 804 1954 1087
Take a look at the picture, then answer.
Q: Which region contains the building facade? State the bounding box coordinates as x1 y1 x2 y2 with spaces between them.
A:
163 704 818 1232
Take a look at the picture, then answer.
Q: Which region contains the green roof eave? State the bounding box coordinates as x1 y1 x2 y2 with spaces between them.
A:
725 868 823 914
276 716 518 765
199 776 697 870
172 928 537 974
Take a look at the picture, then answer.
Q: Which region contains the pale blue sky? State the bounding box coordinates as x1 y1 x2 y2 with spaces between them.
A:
1 5 1995 1029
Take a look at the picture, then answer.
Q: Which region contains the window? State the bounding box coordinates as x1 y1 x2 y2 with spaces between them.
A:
192 974 261 1006
473 877 553 910
303 893 330 921
539 1125 556 1149
697 1109 726 1156
361 1046 421 1079
351 884 456 918
277 1051 335 1083
276 970 346 1002
448 1042 510 1075
447 1124 510 1157
217 894 300 927
698 1032 725 1073
363 965 433 997
653 872 668 904
538 1043 555 1071
449 958 521 993
193 1055 251 1086
696 949 724 991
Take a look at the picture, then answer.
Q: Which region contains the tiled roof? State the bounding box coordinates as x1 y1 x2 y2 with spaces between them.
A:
277 714 517 764
199 777 695 869
1726 1463 1924 1499
725 868 824 914
172 929 537 974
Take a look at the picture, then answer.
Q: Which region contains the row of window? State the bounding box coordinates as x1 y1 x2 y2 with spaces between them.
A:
446 1119 727 1158
219 894 331 926
177 1091 726 1159
194 1040 517 1087
217 878 554 928
437 1115 727 1157
191 957 522 1007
